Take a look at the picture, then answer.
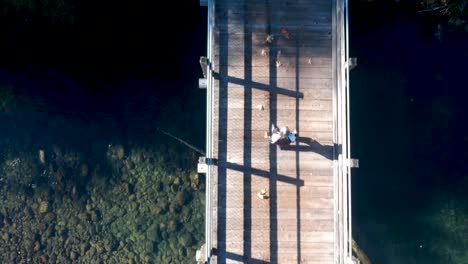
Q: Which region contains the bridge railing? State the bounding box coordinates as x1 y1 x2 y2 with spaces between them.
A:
204 0 352 262
205 0 214 262
335 0 353 262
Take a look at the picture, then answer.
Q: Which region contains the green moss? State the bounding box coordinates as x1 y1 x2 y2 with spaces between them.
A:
178 233 193 247
145 224 160 242
167 220 177 233
174 191 187 206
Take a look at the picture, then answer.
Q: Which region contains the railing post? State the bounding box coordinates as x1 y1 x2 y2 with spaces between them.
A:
204 0 214 262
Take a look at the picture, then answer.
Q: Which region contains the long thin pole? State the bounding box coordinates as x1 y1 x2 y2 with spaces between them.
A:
156 127 205 156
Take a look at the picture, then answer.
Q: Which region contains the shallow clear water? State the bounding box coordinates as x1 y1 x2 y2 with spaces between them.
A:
0 67 206 263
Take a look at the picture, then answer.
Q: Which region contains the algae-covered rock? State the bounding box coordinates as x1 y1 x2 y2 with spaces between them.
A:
104 239 117 252
129 150 142 163
178 232 193 247
190 172 201 190
151 203 163 215
173 177 181 186
161 230 169 240
178 246 187 257
3 156 38 187
145 224 160 242
24 238 33 249
43 212 56 223
90 209 102 222
39 201 50 214
156 200 168 214
128 201 138 212
87 246 96 258
70 251 78 261
168 202 178 213
85 202 93 212
167 220 177 233
175 191 187 206
95 242 104 254
185 223 194 232
144 241 154 254
170 184 178 193
80 243 89 256
33 241 41 252
109 205 125 218
116 145 125 160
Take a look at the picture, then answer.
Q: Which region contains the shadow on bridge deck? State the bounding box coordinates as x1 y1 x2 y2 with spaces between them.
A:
213 0 335 263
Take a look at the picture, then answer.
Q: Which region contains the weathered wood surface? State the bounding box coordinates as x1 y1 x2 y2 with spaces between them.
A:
209 0 337 263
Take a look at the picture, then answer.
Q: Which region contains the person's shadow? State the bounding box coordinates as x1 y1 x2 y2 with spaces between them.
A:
279 137 336 160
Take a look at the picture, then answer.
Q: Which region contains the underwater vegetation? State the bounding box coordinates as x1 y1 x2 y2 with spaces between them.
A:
0 85 17 114
1 0 77 25
0 80 205 263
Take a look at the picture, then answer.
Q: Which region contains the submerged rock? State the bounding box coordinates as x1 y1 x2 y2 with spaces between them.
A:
33 241 41 252
175 191 188 206
190 173 201 190
167 220 177 233
90 209 101 222
116 145 125 160
69 250 78 261
178 233 193 247
0 138 204 263
39 201 50 214
38 149 45 165
43 212 56 223
146 224 160 242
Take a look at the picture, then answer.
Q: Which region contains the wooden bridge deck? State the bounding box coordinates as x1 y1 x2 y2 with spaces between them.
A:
207 0 342 263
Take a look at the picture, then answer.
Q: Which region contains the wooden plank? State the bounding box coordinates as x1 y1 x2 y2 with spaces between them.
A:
215 108 333 122
213 54 332 67
212 76 334 90
214 5 333 17
214 30 333 41
213 65 333 78
275 219 334 232
217 97 332 111
215 0 332 6
211 89 332 102
215 0 331 5
214 45 332 57
216 11 332 24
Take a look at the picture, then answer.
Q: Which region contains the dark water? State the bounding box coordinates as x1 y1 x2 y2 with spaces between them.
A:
0 2 208 263
350 1 467 263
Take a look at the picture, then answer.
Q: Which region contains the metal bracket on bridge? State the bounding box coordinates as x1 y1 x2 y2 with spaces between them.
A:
199 56 208 89
198 157 217 173
199 78 207 89
348 57 357 71
198 157 208 174
347 158 359 168
195 244 206 263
